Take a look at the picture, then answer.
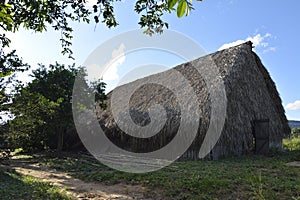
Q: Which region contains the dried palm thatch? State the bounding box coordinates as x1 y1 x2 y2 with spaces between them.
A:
96 42 290 160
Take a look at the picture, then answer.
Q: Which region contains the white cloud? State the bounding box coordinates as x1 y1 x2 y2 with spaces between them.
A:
218 40 246 51
85 43 126 82
285 100 300 111
102 43 126 81
247 34 265 47
218 33 275 52
263 47 276 54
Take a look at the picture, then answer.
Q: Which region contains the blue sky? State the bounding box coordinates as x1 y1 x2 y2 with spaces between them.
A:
6 0 300 120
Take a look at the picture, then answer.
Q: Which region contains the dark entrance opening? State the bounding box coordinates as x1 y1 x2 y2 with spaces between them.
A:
253 119 270 155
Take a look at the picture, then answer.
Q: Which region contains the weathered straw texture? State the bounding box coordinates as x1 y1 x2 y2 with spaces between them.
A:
97 42 290 160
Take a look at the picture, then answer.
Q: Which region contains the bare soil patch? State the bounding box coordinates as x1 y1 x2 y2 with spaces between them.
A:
286 161 300 167
5 159 162 200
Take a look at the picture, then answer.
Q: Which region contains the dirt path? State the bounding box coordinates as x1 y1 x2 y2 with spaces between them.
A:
5 160 162 200
286 161 300 167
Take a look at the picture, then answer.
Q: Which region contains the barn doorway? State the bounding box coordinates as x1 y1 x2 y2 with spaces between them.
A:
253 119 270 155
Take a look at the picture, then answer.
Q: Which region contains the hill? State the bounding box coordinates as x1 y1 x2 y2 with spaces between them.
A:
288 120 300 129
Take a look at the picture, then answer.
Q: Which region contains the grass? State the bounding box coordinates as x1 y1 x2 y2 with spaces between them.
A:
283 132 300 151
2 135 299 199
36 150 300 200
0 169 72 200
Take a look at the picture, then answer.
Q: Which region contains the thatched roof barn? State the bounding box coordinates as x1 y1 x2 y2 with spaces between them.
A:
96 42 290 160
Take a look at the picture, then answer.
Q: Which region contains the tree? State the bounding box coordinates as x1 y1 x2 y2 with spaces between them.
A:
6 63 106 152
8 89 60 151
0 0 199 58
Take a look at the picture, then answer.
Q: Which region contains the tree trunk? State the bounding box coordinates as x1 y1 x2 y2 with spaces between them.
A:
56 129 64 152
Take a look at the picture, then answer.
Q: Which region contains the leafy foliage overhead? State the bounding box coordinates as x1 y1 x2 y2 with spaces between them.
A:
0 0 202 57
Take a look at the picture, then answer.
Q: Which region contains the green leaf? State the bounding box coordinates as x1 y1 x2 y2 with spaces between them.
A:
0 71 13 78
4 4 13 9
177 0 187 18
168 0 178 10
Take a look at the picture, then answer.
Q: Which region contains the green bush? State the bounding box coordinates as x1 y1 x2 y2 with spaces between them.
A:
292 127 300 136
283 127 300 151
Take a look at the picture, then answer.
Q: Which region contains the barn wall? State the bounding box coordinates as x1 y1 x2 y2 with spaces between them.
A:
206 43 290 159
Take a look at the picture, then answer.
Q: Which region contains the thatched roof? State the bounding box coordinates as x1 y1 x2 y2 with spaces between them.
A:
96 42 290 160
